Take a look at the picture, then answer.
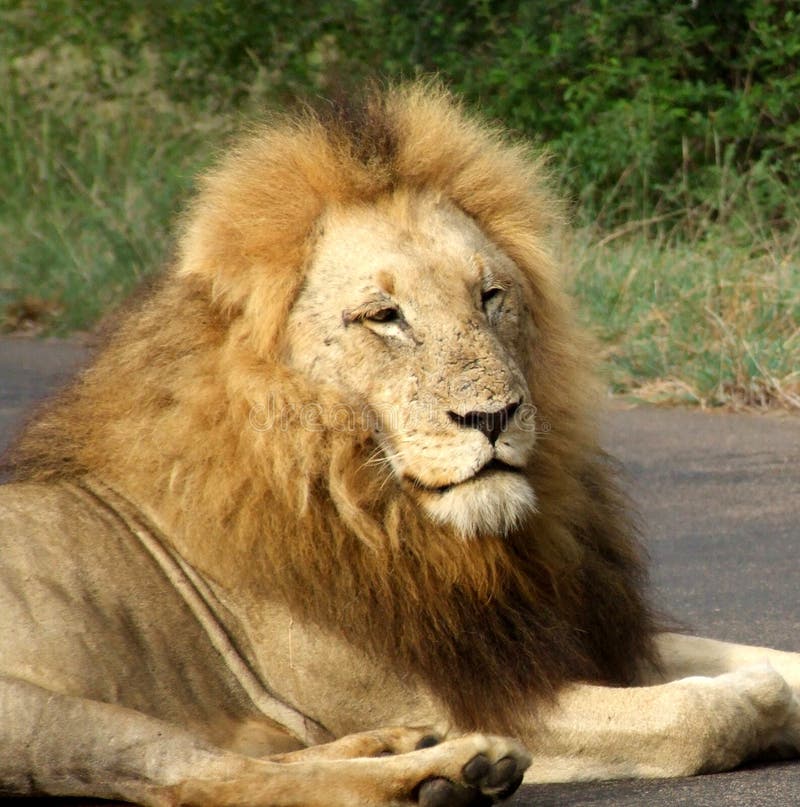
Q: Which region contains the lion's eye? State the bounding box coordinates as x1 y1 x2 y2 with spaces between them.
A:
481 287 503 310
365 307 400 324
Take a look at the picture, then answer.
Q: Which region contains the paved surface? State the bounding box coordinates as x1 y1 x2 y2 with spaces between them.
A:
1 338 799 805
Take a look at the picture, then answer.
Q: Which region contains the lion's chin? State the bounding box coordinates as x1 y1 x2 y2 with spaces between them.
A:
415 471 537 538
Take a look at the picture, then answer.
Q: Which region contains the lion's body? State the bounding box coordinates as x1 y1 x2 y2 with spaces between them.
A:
0 480 268 743
1 83 799 806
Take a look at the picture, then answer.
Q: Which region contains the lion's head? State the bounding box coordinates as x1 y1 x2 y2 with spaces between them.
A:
6 82 657 732
284 191 538 536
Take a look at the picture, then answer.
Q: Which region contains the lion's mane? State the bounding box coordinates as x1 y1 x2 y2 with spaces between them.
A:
5 83 658 733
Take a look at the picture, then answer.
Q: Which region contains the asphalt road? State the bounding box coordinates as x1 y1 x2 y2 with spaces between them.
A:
1 337 799 806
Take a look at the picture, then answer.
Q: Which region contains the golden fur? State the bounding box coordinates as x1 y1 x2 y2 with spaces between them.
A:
6 82 658 733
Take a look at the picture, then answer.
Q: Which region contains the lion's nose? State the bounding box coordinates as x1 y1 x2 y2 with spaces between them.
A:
447 401 520 445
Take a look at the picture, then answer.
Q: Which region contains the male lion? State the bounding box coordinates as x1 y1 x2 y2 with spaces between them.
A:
1 83 799 806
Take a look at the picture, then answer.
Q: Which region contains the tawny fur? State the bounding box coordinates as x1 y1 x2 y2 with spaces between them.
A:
6 82 658 733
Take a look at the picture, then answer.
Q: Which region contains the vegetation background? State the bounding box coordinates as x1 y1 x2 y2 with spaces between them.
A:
1 0 798 408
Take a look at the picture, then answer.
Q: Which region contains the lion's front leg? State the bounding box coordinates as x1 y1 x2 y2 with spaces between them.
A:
263 728 530 806
0 674 529 806
184 734 531 807
522 664 800 783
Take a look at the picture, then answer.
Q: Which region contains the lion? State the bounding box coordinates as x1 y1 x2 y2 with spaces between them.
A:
1 82 799 806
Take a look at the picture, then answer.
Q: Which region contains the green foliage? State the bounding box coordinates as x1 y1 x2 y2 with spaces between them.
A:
375 0 800 229
4 0 799 225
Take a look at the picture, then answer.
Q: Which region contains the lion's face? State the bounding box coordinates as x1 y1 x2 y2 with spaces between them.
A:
284 192 538 536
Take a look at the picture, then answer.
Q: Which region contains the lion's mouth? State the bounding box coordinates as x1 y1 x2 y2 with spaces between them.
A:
408 458 523 494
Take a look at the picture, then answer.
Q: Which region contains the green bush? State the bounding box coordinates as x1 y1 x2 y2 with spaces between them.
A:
355 0 800 228
4 1 799 227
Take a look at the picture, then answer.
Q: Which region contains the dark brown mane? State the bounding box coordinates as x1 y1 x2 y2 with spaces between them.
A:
4 82 659 733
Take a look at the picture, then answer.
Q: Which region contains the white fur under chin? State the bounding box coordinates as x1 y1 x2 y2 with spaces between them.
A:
419 473 537 538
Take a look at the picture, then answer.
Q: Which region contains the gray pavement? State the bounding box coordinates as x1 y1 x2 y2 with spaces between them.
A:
1 338 799 805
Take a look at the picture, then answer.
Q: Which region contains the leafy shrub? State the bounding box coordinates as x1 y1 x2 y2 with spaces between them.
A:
4 0 798 225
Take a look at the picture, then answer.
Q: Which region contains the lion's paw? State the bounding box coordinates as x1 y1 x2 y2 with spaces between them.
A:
686 664 800 770
409 734 530 806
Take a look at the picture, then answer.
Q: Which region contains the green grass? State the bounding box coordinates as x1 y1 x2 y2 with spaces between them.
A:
1 40 798 410
566 223 800 409
0 41 233 332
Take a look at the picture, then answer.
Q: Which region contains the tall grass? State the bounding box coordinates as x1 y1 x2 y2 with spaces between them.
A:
1 41 798 409
566 224 800 410
0 42 233 331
